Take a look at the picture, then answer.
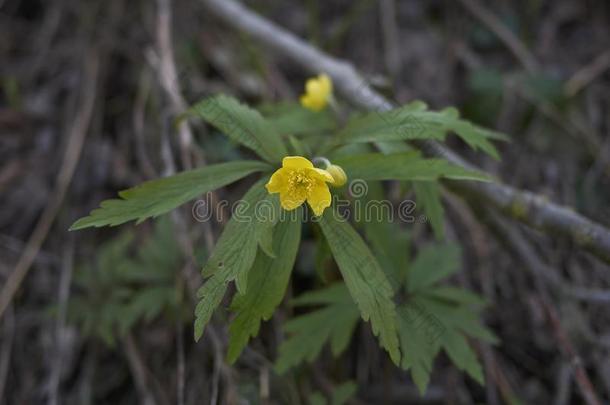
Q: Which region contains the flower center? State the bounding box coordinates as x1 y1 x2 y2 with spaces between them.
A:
287 169 314 199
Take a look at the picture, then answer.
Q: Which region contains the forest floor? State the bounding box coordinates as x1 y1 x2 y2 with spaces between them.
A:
1 0 610 404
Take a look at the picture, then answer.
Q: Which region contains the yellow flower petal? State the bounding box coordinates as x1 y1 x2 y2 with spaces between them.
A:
266 169 286 193
309 167 334 183
307 180 331 216
283 156 314 169
279 190 307 211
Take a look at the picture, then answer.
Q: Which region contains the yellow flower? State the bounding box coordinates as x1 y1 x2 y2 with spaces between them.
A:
266 156 334 216
300 74 333 111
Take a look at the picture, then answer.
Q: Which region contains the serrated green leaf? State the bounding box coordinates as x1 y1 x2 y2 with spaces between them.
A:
194 181 279 341
332 152 492 182
187 95 287 163
275 283 360 373
69 217 181 345
441 329 485 384
201 184 279 285
226 210 302 363
193 266 232 342
70 160 268 230
410 294 492 384
338 101 505 159
397 304 441 394
413 181 445 240
407 243 461 293
417 295 498 345
338 101 443 143
397 240 494 391
319 211 401 364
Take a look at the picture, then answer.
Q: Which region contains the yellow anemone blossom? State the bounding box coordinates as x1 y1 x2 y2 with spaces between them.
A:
266 156 334 216
300 74 332 111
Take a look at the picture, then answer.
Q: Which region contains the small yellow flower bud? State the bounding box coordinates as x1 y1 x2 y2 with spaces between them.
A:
326 164 347 187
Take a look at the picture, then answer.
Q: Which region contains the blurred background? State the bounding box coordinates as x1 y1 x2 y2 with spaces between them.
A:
1 0 610 403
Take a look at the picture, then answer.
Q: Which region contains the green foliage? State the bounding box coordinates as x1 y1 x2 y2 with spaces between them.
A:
307 381 358 405
70 160 268 230
354 180 410 284
188 95 288 163
260 101 336 135
319 211 401 365
338 100 507 159
332 151 493 182
407 243 461 293
194 180 281 341
69 217 182 346
275 283 360 373
70 92 504 397
413 181 445 240
398 243 497 394
227 209 302 363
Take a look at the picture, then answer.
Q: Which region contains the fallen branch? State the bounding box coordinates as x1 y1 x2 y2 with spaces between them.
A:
199 0 610 264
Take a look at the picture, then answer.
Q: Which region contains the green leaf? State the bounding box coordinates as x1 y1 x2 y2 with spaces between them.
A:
416 295 498 345
397 304 441 394
308 392 327 405
69 217 181 344
355 181 411 285
331 381 358 405
262 102 335 135
338 101 439 142
407 243 461 293
441 328 485 384
226 210 302 363
187 95 287 163
194 181 279 341
338 101 505 159
399 293 497 391
413 181 445 240
306 381 358 405
319 211 401 364
70 160 268 230
287 134 308 156
275 283 360 373
424 286 488 309
396 240 494 391
332 152 492 182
